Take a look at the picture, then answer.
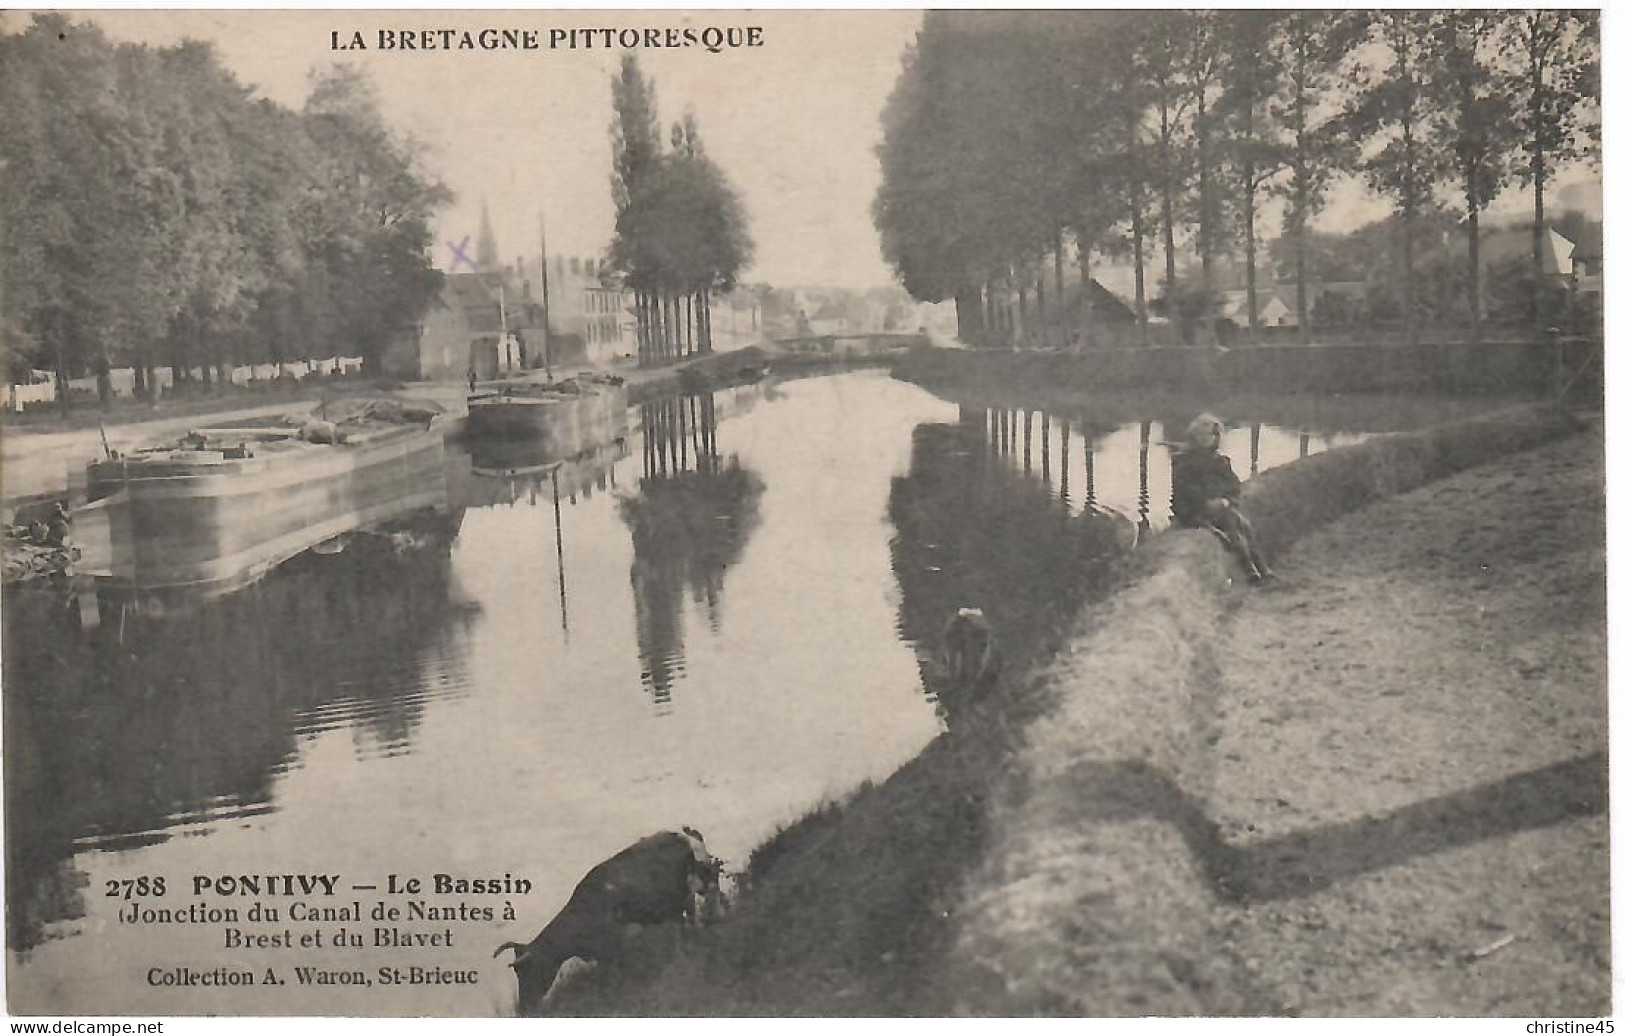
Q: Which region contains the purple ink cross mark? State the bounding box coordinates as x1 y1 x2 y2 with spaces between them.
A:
446 235 474 273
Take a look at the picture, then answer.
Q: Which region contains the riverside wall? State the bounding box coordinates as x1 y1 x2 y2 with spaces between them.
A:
896 339 1595 400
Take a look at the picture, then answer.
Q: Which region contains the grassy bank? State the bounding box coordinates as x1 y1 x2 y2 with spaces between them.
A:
947 404 1585 1014
537 403 1581 1017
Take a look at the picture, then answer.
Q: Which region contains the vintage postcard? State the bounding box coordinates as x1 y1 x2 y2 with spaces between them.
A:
0 7 1607 1023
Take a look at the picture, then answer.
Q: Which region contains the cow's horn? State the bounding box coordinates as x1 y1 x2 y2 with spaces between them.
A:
493 941 524 959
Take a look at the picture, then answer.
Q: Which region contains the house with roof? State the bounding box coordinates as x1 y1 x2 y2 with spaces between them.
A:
517 255 633 365
1218 289 1295 328
1068 278 1139 327
1218 281 1367 330
388 270 548 382
1572 222 1603 298
1478 225 1577 279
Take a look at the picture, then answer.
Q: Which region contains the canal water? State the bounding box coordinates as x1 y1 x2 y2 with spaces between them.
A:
4 369 1381 1015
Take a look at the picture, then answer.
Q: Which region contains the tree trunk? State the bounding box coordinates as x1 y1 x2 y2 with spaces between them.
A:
645 292 656 363
1016 280 1028 346
684 293 694 356
1402 201 1416 345
1197 88 1218 347
1079 243 1095 350
1292 26 1311 343
1295 224 1309 343
1053 227 1067 347
1244 99 1261 336
983 281 996 345
695 291 705 353
635 292 645 366
1034 273 1048 348
669 293 679 359
1198 90 1215 295
1159 95 1178 341
1531 48 1548 337
54 336 70 419
1401 105 1418 346
655 292 667 362
654 291 662 361
1287 21 1313 344
1467 187 1483 343
1398 34 1419 347
1132 199 1148 347
96 349 111 411
642 291 654 364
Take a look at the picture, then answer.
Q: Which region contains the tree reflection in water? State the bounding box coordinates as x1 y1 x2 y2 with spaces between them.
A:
889 406 1139 726
3 537 480 953
620 393 764 711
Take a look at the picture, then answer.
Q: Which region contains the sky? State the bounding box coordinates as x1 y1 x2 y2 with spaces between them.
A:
40 9 923 292
7 9 1605 294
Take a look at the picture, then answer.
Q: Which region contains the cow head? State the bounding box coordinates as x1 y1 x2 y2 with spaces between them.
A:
494 940 568 1017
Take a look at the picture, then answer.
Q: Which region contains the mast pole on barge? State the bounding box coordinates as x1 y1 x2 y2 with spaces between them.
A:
539 211 554 384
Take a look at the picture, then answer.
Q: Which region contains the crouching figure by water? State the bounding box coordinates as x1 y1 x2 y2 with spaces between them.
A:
494 827 723 1015
1171 414 1275 585
941 606 996 687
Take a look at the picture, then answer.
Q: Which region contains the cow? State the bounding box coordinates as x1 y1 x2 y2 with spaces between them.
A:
494 828 722 1015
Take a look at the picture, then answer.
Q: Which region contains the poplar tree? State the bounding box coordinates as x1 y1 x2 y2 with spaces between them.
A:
1501 10 1599 334
1214 11 1285 336
1342 11 1439 344
1273 11 1360 342
1424 12 1512 342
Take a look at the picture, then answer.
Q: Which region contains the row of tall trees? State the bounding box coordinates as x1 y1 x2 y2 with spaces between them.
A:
608 55 753 367
874 10 1599 347
0 14 450 410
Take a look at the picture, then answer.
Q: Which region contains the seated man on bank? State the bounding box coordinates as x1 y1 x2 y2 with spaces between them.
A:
1170 413 1274 584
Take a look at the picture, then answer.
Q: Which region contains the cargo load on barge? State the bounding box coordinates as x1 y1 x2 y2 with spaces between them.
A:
71 398 449 604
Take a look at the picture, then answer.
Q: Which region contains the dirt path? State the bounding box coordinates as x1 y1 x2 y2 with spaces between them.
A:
1208 426 1607 1015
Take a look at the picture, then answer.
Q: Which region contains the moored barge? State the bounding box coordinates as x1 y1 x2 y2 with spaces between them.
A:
72 399 448 603
466 375 629 450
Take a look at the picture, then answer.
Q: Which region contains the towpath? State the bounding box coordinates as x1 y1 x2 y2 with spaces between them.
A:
1206 424 1607 1014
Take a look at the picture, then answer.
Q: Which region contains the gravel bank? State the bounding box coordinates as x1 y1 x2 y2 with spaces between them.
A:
1209 424 1607 1015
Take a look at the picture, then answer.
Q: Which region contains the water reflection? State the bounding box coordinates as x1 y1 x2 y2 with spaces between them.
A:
976 407 1365 529
4 371 1403 1014
1138 421 1153 534
458 439 633 637
889 407 1133 720
620 395 764 709
4 538 478 953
